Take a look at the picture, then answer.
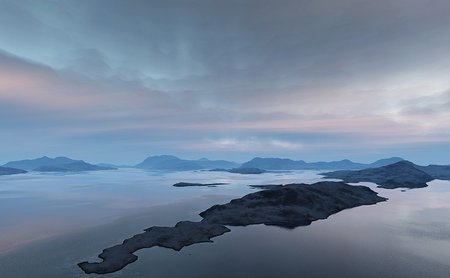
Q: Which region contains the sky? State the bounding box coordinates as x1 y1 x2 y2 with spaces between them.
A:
1 0 450 165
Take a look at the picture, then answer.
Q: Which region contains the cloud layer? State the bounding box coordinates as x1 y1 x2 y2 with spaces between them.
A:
1 0 450 164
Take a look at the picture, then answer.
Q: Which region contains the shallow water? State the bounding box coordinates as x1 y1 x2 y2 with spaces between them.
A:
0 170 449 277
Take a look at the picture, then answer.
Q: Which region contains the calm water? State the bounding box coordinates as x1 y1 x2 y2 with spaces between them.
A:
0 169 449 277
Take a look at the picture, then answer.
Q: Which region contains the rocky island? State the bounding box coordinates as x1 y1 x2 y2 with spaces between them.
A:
78 181 386 274
173 182 228 187
322 161 435 189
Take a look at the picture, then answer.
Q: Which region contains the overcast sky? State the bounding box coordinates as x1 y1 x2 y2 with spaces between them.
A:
1 0 450 165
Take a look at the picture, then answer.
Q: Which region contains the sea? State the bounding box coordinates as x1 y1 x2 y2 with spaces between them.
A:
0 169 449 278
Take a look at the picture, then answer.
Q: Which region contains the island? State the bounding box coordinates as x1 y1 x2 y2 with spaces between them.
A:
209 167 266 174
0 166 27 176
321 161 434 189
173 182 229 187
135 155 239 171
3 156 116 172
240 157 404 170
78 181 386 274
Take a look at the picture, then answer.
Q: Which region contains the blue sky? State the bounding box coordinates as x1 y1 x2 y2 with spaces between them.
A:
1 0 450 165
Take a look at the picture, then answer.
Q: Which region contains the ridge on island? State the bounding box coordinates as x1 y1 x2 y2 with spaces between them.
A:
78 181 386 274
322 161 435 189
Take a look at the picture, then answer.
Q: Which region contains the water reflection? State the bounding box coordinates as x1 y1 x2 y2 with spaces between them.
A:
0 170 449 277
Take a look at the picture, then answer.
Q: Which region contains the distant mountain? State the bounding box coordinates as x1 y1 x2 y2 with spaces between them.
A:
240 158 307 170
322 161 434 189
135 155 238 171
240 157 405 170
415 164 450 180
96 163 133 169
195 158 239 169
0 166 27 176
367 157 404 168
135 155 202 171
3 156 115 172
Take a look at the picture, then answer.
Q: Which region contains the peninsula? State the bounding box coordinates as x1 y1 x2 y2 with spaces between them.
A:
78 181 386 274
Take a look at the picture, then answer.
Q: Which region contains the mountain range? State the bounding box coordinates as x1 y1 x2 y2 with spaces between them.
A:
134 155 239 171
2 155 450 177
240 157 404 170
2 156 115 173
132 155 409 171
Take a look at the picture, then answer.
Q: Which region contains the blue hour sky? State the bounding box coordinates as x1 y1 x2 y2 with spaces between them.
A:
1 0 450 165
